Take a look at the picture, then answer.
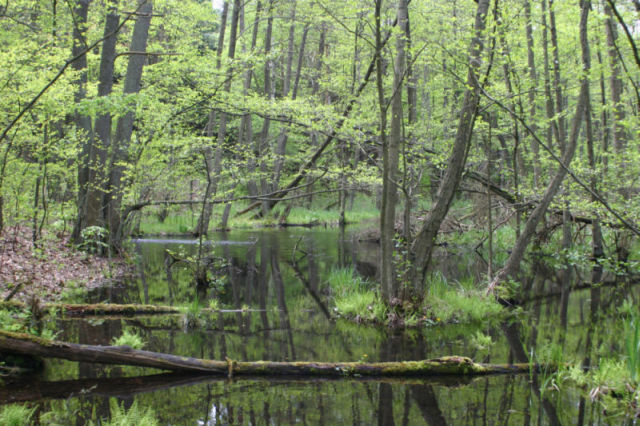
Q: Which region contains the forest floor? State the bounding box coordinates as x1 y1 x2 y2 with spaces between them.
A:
0 227 128 303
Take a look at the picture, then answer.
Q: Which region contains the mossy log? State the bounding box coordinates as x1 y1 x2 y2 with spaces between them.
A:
0 330 538 377
0 301 265 317
0 301 181 316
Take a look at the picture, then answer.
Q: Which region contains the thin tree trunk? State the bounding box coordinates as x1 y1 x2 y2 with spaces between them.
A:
524 0 541 188
604 4 627 169
408 0 491 292
243 1 262 198
194 0 230 236
380 0 408 301
489 0 591 290
70 0 94 242
376 0 390 301
541 0 556 153
273 1 297 192
549 0 573 314
211 0 240 229
305 23 326 207
584 66 604 270
549 0 566 148
402 5 417 245
257 0 275 217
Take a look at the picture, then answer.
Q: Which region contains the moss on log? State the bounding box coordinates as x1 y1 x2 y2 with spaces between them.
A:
0 301 181 316
0 301 263 317
0 330 538 377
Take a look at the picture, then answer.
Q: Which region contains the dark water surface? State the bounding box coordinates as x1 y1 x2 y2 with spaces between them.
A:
2 228 636 424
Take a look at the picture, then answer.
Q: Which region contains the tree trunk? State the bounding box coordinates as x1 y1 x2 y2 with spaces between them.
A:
257 0 275 217
304 23 326 207
70 0 94 242
524 0 541 188
92 5 120 232
273 1 298 195
604 3 627 157
242 1 262 198
211 0 240 228
489 0 591 290
380 0 408 301
0 330 536 377
408 0 491 292
548 0 566 150
541 0 556 153
105 0 153 251
194 0 230 236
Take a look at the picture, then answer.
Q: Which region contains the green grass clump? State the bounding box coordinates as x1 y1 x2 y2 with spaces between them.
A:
424 273 503 324
0 405 36 426
328 268 386 322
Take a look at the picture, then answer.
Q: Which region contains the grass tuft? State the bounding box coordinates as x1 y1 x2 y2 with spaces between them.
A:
423 273 503 324
328 268 386 322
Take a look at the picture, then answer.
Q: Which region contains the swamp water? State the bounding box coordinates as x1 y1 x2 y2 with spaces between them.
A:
1 228 637 425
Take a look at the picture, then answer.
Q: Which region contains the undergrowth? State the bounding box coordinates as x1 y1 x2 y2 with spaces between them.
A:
327 268 504 327
423 273 504 325
328 268 386 322
541 313 640 420
0 404 36 426
93 399 158 426
138 196 379 234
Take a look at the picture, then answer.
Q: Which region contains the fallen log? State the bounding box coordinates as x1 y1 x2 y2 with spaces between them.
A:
0 301 264 318
0 330 538 377
0 301 181 317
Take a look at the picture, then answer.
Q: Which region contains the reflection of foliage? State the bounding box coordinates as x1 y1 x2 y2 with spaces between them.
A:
165 246 227 289
112 330 145 350
94 399 158 426
39 399 80 425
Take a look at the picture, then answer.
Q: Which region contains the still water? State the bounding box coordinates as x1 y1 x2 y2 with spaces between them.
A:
1 228 635 424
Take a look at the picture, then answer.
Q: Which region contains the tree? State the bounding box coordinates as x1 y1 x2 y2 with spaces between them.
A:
489 0 592 290
408 0 491 292
105 0 154 251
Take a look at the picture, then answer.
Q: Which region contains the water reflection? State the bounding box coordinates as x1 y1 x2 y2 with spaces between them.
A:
1 229 638 424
